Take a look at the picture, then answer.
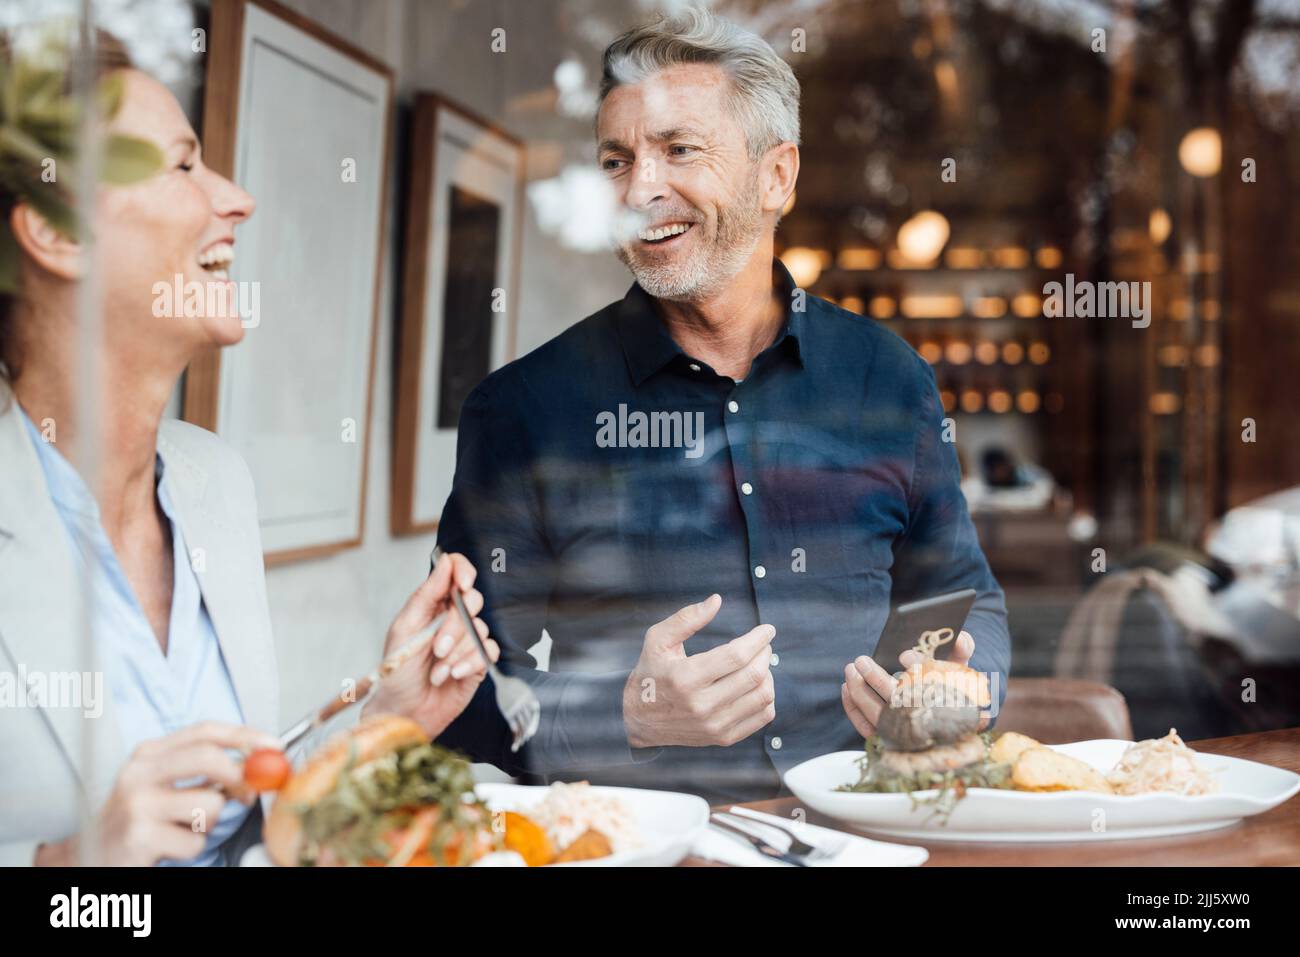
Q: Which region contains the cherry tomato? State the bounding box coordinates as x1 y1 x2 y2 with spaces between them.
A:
243 748 291 792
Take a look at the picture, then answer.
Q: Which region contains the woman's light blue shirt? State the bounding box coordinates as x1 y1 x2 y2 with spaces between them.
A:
21 411 250 866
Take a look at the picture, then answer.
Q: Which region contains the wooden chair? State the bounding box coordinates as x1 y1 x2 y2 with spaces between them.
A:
994 677 1133 743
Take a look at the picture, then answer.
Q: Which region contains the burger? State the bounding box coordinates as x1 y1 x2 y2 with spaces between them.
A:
264 715 498 866
843 659 1012 802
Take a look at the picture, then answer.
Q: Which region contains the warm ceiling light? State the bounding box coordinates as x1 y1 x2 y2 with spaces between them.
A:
945 246 982 269
1035 246 1063 269
972 296 1007 318
945 340 973 365
1203 299 1222 320
975 340 1000 364
837 246 881 270
1016 390 1041 413
887 249 937 270
1011 292 1042 318
781 247 824 287
934 60 958 104
1150 392 1182 415
960 389 984 413
1149 208 1172 245
840 295 864 314
1158 345 1188 366
1028 341 1051 365
901 294 964 318
939 390 956 413
896 210 950 265
1195 344 1221 367
1179 127 1222 178
869 295 896 318
988 390 1012 414
994 246 1030 269
1002 341 1025 364
918 340 943 364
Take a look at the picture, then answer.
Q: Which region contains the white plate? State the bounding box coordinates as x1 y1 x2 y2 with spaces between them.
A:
242 782 709 867
476 782 709 866
783 739 1300 843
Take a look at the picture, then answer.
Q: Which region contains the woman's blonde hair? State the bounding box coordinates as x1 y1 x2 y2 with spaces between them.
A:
0 28 133 385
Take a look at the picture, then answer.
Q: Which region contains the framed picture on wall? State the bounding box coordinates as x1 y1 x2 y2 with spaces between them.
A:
391 94 524 535
183 0 393 563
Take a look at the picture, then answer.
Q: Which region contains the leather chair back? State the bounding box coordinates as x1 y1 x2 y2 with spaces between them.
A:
996 678 1133 743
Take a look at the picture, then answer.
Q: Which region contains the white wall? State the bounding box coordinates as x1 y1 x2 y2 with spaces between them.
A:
224 0 641 721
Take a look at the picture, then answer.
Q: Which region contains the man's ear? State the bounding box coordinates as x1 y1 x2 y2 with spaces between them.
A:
760 142 800 215
8 203 81 282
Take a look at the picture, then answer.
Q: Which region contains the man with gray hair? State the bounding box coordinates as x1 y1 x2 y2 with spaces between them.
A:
435 8 1010 802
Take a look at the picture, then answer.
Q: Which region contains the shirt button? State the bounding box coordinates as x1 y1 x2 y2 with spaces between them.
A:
689 363 701 372
741 482 753 496
770 652 780 667
727 400 739 413
771 736 783 751
754 564 766 579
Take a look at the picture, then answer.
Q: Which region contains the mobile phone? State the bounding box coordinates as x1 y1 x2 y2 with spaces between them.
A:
871 588 977 671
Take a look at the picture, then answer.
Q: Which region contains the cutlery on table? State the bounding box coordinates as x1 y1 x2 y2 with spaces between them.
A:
708 814 809 866
717 806 847 862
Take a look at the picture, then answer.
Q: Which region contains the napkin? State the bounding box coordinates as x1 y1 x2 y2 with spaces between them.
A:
691 807 928 867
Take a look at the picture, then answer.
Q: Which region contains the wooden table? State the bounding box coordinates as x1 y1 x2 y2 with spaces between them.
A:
683 727 1300 866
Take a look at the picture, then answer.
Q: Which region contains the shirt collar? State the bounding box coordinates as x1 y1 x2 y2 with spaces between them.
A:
615 257 807 387
19 406 168 520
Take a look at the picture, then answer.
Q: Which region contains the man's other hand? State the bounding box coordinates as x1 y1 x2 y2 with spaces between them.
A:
623 594 776 748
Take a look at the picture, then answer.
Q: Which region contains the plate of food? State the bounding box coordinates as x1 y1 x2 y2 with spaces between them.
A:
243 715 707 866
476 781 708 867
785 658 1300 842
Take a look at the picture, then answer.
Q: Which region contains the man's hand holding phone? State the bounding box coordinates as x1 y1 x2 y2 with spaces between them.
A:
840 630 979 739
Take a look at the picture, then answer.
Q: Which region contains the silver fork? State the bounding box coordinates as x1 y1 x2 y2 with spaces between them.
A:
432 546 540 752
716 807 847 861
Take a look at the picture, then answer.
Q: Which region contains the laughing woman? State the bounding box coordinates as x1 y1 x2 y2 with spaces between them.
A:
0 33 498 866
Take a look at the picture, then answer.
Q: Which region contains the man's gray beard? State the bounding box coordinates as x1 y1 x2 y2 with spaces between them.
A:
616 181 765 302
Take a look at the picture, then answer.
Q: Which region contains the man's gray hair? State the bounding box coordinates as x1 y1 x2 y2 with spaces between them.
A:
599 7 801 160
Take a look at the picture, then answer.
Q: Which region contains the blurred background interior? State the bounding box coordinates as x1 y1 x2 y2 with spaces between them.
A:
23 0 1300 747
762 0 1300 741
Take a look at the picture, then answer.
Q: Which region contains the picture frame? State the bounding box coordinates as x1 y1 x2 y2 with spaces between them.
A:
391 94 524 535
183 0 393 563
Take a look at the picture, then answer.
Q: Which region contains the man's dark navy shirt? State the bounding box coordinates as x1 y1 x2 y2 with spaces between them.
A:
437 260 1010 802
